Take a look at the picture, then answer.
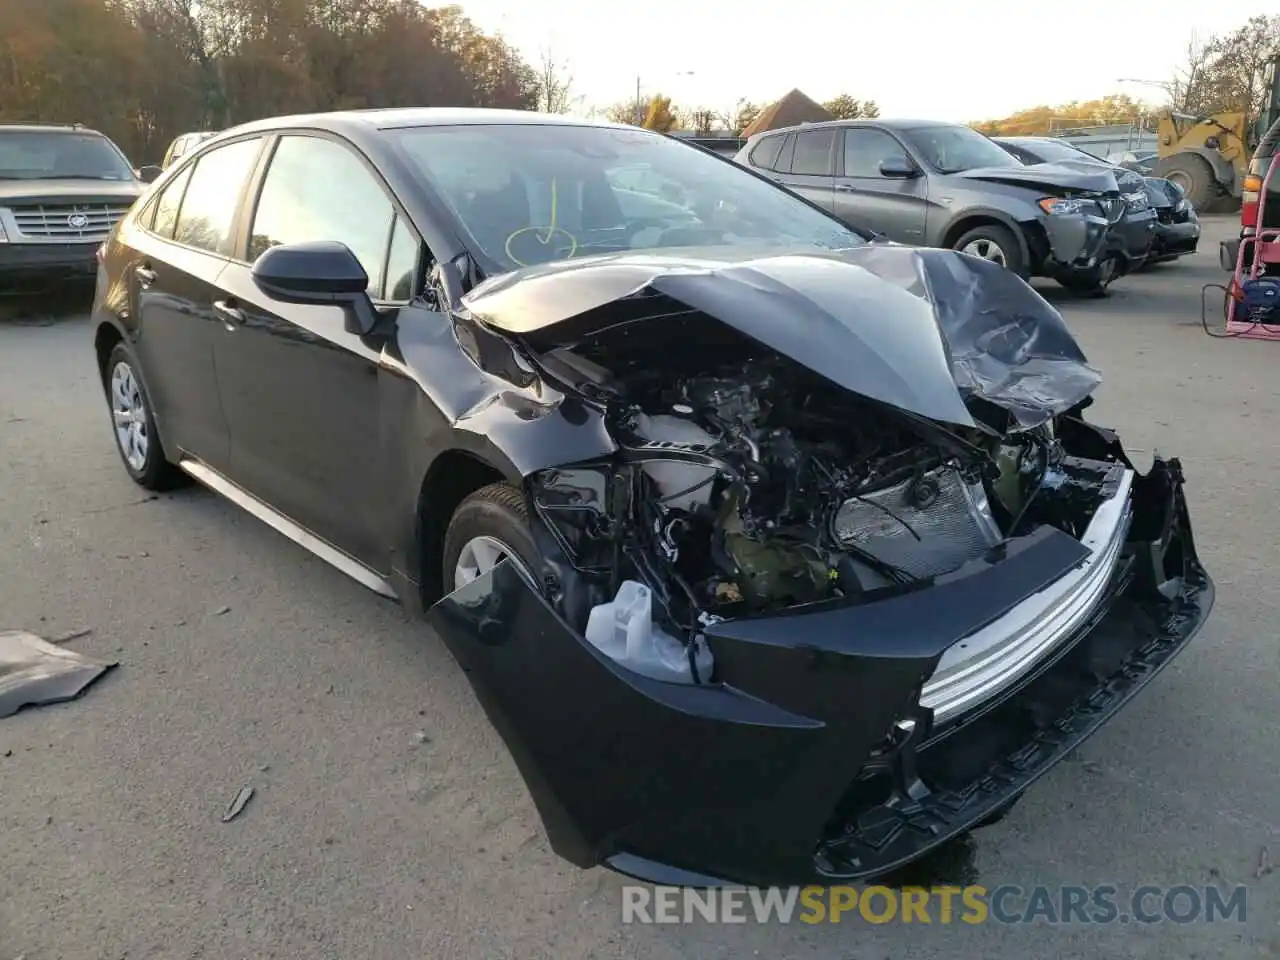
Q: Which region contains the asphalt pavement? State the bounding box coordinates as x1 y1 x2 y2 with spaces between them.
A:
1 217 1277 959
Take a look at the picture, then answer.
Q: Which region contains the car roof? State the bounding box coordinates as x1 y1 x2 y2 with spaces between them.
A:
747 118 971 140
993 136 1062 145
221 107 630 140
0 123 109 136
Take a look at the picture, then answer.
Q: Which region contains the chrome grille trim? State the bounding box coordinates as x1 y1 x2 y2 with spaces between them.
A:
4 203 131 242
920 468 1134 725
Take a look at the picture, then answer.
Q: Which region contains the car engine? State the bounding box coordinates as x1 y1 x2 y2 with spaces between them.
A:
616 363 1005 616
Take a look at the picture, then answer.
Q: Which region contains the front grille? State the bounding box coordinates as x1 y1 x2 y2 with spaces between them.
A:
9 203 130 240
1156 207 1174 224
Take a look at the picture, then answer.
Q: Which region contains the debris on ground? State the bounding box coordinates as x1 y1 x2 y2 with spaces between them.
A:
414 730 431 744
0 630 118 720
1257 846 1273 879
222 785 255 822
48 627 94 645
213 605 231 616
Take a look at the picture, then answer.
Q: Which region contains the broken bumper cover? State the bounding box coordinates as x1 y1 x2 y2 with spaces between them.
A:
427 456 1212 887
1037 212 1115 278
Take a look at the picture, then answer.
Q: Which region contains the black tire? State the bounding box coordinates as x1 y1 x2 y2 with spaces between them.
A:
441 482 541 597
103 342 187 490
952 223 1027 277
1152 153 1215 211
1056 257 1117 298
975 795 1021 829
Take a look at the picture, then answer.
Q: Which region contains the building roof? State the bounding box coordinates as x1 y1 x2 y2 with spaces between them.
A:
740 90 833 139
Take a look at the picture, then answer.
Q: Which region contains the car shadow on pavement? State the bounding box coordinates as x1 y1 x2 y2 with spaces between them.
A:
0 282 96 325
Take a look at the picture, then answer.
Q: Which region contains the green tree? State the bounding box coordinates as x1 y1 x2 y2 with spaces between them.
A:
823 94 880 120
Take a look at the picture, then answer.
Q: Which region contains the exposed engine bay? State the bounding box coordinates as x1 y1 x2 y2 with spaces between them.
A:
530 346 1126 683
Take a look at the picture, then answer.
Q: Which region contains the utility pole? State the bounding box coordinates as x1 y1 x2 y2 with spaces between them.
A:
635 75 643 125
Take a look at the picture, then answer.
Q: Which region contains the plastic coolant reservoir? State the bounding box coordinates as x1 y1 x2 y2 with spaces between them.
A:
584 580 714 684
632 413 718 512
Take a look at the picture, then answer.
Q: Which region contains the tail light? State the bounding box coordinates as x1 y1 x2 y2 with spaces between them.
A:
1241 173 1263 228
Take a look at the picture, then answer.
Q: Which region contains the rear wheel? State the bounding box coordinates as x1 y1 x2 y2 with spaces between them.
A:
952 223 1027 277
103 342 186 490
441 483 541 596
1153 153 1215 211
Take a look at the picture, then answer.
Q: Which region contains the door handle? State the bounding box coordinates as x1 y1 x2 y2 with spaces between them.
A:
835 183 859 193
213 299 245 327
135 266 157 287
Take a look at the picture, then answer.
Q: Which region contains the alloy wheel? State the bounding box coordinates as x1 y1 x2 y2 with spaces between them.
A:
453 535 534 591
960 238 1008 267
110 360 149 472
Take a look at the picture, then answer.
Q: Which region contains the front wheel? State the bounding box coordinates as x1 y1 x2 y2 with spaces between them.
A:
1056 258 1117 299
103 342 186 490
441 483 542 597
952 224 1027 277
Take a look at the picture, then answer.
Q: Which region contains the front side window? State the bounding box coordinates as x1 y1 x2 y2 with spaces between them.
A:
843 129 912 178
0 131 134 181
249 135 396 297
392 123 866 273
902 125 1022 174
173 138 262 254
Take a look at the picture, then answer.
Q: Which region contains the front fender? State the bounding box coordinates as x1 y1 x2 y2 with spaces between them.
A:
937 205 1031 264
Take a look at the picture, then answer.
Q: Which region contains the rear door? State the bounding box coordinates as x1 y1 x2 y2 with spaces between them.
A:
769 128 837 212
128 136 265 470
832 127 928 242
212 132 419 568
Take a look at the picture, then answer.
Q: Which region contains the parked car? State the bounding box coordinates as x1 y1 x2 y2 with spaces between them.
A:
161 131 218 169
993 136 1158 271
1109 150 1158 175
0 122 158 291
735 119 1133 295
93 108 1213 888
1142 177 1201 263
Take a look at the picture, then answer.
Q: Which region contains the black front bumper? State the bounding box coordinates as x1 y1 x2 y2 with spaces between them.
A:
428 450 1212 888
1151 220 1200 260
0 241 99 288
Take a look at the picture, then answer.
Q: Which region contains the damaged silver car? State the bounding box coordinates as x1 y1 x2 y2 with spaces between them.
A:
92 110 1214 887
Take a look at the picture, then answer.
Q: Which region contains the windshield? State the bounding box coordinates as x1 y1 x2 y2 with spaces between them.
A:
391 123 866 273
0 131 134 180
904 125 1022 174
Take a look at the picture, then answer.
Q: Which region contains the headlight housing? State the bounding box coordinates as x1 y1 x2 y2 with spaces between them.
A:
1038 197 1083 216
1123 190 1150 211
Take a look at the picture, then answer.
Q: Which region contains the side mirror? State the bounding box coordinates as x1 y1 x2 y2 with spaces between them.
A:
137 165 162 183
251 241 378 336
878 156 919 179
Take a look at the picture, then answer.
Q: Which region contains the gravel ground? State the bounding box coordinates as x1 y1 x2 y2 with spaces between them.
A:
1 217 1276 959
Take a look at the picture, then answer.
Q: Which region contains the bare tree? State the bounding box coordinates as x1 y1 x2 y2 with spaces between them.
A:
686 107 716 135
535 46 578 114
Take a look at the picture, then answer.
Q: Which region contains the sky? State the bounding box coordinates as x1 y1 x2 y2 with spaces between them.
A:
456 0 1261 123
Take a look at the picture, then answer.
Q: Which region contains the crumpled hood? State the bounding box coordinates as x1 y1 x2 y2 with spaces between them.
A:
462 245 1102 430
955 163 1119 195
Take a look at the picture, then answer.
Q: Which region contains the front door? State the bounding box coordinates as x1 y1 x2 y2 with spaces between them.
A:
832 128 928 243
213 133 422 570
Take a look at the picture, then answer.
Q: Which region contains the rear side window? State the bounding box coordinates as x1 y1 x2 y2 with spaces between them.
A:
774 134 798 174
249 135 399 298
749 135 785 171
149 164 193 238
790 129 835 176
173 138 262 255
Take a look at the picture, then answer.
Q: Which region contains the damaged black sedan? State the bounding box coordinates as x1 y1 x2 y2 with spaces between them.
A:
92 109 1214 888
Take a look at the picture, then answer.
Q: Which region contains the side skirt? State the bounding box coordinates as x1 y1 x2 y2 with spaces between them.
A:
177 457 400 601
